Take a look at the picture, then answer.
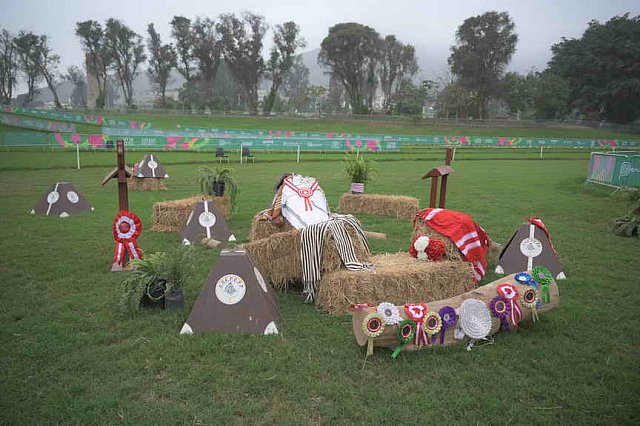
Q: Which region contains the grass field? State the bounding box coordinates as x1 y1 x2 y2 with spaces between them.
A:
1 143 639 425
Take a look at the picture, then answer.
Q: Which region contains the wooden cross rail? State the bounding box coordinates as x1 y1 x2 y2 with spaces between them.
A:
421 147 454 208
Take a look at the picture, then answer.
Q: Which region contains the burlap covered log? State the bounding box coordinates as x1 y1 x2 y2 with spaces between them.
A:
316 253 474 315
338 193 419 219
151 195 230 232
242 227 370 291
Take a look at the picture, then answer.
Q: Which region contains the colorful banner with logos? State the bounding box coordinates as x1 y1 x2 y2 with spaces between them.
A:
588 152 640 187
1 113 76 132
1 105 152 128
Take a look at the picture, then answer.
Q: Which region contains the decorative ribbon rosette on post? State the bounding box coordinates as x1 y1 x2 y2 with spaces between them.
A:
392 319 417 358
436 306 457 344
496 283 522 328
112 210 143 266
489 296 511 330
409 235 446 261
376 302 403 325
404 303 429 347
521 287 540 322
362 312 385 356
531 266 553 304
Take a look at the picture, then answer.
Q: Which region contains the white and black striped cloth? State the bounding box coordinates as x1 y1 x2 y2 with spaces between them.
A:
300 214 374 302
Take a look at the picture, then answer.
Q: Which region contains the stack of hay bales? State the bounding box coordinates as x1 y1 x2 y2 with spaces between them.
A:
128 177 166 191
338 193 419 219
316 253 474 315
412 217 463 261
152 196 230 232
129 154 169 191
248 214 295 241
242 226 370 291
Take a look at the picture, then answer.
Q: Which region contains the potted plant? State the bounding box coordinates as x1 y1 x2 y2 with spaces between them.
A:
344 155 376 194
119 246 195 312
197 166 239 212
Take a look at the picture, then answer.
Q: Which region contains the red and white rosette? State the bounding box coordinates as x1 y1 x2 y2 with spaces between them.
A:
497 283 522 328
404 303 429 347
112 210 143 266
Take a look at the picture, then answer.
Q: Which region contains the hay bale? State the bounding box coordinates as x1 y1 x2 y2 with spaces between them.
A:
315 253 474 315
338 193 419 219
248 214 296 241
412 221 463 261
151 195 230 233
242 227 370 291
127 177 166 191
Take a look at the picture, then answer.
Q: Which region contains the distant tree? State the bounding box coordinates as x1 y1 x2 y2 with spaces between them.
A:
191 17 223 111
75 20 111 108
0 29 18 103
170 16 196 110
319 23 381 114
282 55 309 112
217 12 267 115
306 85 327 116
14 31 42 103
263 21 306 114
436 73 473 119
104 18 146 108
532 71 570 119
502 71 535 117
448 11 518 118
392 79 434 116
146 23 176 108
379 35 418 112
32 35 62 108
548 14 640 123
65 66 87 107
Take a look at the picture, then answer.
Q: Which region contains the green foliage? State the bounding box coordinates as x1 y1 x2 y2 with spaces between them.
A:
197 166 239 211
448 11 518 118
613 187 640 237
146 23 177 109
344 154 376 183
549 14 640 123
532 71 570 119
392 79 434 116
119 247 196 312
379 35 418 113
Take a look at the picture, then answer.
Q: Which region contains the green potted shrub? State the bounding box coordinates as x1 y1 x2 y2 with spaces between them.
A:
613 186 640 237
119 247 195 312
344 155 376 194
197 166 239 212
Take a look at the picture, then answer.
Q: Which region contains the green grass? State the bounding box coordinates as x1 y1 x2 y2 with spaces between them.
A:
1 149 639 424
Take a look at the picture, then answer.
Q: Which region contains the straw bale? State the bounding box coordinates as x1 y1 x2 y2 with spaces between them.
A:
249 213 295 241
127 177 166 191
151 195 230 233
338 193 419 219
242 226 370 291
315 253 474 315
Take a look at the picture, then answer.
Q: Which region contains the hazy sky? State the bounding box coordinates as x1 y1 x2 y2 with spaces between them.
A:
1 0 638 82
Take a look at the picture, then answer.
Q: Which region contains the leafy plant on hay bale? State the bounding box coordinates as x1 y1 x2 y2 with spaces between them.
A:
119 246 195 312
613 186 640 237
197 166 239 212
344 155 376 193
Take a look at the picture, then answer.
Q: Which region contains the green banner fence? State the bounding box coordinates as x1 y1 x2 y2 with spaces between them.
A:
2 105 152 129
587 152 640 188
0 113 76 132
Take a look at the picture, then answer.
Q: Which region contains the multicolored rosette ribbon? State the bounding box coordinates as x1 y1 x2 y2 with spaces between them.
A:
404 303 429 348
531 266 553 304
514 272 533 285
423 311 442 344
436 306 457 344
391 319 416 359
521 287 540 322
362 313 385 356
496 283 522 328
112 210 143 266
376 302 403 325
489 296 511 330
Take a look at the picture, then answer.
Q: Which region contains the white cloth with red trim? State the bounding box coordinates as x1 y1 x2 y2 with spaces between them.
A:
416 208 491 283
281 174 330 229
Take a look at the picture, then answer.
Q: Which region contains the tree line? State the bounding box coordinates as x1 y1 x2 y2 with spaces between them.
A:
0 11 638 123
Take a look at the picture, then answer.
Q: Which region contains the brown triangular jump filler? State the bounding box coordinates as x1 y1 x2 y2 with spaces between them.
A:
180 249 279 335
181 200 236 245
135 154 169 178
495 223 566 279
31 182 94 217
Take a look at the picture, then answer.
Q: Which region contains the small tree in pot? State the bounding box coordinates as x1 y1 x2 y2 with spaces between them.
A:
197 166 239 212
344 155 376 194
119 246 195 312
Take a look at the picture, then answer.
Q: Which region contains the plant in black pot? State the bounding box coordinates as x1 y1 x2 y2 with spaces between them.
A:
344 154 376 194
197 166 239 212
119 246 195 312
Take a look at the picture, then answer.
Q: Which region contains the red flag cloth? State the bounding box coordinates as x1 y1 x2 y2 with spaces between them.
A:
415 208 491 283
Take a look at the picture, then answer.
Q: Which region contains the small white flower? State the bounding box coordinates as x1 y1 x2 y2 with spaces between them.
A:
376 302 403 325
414 236 430 252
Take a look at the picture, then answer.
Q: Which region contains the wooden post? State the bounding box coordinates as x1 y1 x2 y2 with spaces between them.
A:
439 147 453 208
116 140 129 211
430 176 438 207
